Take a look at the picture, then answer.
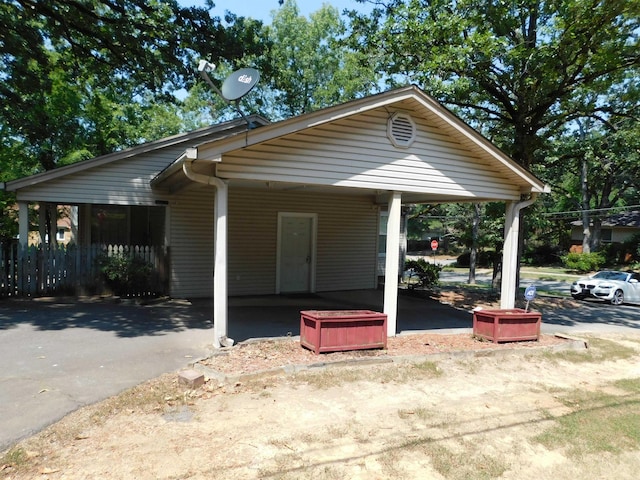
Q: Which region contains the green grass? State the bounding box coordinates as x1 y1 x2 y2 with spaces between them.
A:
614 377 640 393
534 386 640 457
410 442 508 480
0 447 30 470
543 337 638 364
296 361 443 389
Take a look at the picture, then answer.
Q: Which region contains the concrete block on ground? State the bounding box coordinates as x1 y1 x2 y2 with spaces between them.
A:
178 369 205 389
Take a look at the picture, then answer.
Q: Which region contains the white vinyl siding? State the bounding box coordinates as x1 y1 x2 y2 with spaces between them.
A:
14 148 183 204
218 106 521 201
228 188 377 296
169 186 214 298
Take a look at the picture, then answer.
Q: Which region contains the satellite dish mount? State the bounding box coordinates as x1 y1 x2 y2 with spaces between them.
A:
197 60 260 128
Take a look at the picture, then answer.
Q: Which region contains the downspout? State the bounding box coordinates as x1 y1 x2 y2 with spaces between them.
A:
182 150 234 348
500 193 538 309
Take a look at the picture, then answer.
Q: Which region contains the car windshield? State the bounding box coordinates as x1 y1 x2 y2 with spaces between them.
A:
593 271 629 281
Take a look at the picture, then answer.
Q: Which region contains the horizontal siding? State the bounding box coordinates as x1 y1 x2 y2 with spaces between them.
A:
18 147 181 204
228 188 377 296
218 107 521 200
315 195 378 291
169 186 214 298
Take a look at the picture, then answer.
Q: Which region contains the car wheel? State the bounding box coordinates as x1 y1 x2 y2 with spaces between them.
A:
571 294 584 300
611 289 624 305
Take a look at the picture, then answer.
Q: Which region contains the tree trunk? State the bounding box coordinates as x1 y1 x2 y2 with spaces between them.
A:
468 203 481 284
590 217 602 252
581 157 591 253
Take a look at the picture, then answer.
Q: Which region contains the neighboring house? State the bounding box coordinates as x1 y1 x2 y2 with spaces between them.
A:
8 203 74 246
2 86 549 345
570 211 640 251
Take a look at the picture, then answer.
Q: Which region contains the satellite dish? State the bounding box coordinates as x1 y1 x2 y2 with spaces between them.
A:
221 68 260 101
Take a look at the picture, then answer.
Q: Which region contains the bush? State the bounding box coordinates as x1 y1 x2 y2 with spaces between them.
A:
561 252 605 273
456 250 495 267
523 244 563 266
99 254 153 296
404 258 442 289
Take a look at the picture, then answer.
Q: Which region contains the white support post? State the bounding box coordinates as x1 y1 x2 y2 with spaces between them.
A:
500 196 537 309
500 201 518 309
18 202 28 248
38 202 47 245
212 179 230 348
383 191 402 337
70 206 79 244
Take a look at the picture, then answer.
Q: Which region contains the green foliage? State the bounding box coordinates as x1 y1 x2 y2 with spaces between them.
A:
349 0 640 168
561 252 605 273
264 0 379 118
0 0 268 178
405 258 442 289
99 254 153 296
456 251 495 268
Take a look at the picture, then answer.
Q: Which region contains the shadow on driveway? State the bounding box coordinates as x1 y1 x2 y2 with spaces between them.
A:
0 297 212 337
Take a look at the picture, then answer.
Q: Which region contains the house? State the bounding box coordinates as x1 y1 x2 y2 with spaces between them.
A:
570 211 640 251
2 86 549 346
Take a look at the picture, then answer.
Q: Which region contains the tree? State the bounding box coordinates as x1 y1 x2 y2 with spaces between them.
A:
348 0 640 169
546 117 640 253
349 0 639 285
0 0 268 173
264 0 380 118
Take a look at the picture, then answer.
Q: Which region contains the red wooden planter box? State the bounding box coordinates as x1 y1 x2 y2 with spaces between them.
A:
473 308 541 343
300 310 387 354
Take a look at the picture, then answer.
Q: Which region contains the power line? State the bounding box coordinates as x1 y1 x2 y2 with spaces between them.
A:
543 204 640 220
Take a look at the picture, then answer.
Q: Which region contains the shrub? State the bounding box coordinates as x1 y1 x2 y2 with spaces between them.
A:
404 258 442 288
523 244 563 266
99 254 153 296
561 252 605 273
456 250 495 267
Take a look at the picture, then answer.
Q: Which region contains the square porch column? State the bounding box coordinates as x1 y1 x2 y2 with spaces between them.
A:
383 191 402 337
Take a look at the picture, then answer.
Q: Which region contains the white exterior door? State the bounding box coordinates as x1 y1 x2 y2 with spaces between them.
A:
277 213 316 293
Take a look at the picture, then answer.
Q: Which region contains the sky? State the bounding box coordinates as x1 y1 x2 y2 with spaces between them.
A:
180 0 371 23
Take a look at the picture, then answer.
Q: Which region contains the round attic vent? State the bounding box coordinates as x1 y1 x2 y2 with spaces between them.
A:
387 112 416 148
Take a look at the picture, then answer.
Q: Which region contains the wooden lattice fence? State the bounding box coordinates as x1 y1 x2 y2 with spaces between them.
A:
0 243 169 298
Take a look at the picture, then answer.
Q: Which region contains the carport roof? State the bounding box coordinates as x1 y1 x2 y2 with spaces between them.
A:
151 86 549 199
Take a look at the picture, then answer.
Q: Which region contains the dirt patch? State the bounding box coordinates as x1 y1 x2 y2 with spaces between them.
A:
199 333 567 376
4 330 640 480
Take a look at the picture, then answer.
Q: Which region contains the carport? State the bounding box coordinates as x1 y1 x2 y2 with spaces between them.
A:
225 289 473 342
151 86 549 347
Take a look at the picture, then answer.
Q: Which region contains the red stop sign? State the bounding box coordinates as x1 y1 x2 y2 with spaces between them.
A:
431 240 439 251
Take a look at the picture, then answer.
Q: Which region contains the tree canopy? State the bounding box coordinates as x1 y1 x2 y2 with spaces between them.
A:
0 0 266 174
349 0 640 168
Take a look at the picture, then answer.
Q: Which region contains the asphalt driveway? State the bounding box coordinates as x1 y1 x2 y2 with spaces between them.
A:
0 297 213 451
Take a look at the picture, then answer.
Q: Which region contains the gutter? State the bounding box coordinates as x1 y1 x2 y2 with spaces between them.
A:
181 148 225 190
